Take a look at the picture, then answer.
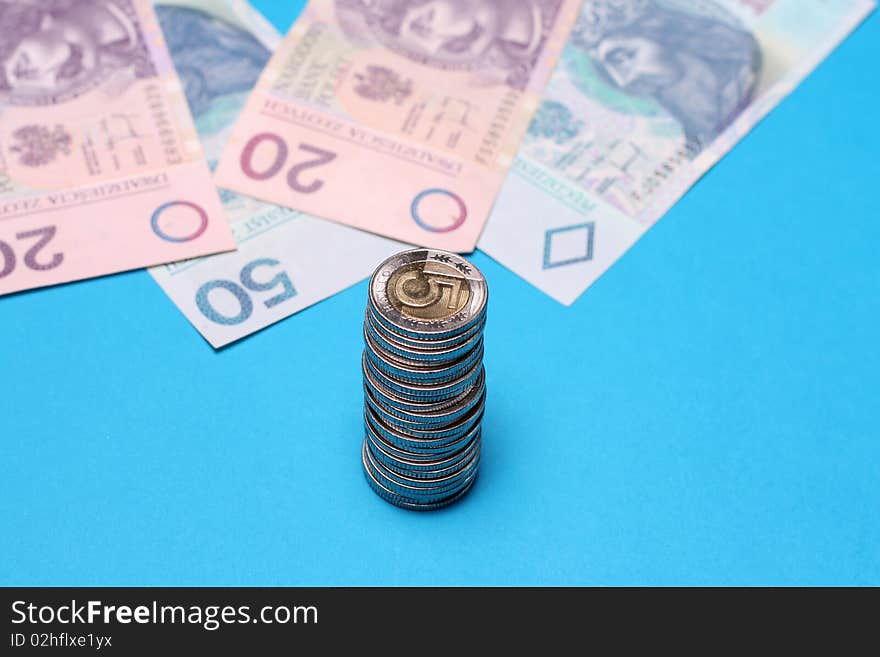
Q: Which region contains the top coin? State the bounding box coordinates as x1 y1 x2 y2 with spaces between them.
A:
369 249 488 337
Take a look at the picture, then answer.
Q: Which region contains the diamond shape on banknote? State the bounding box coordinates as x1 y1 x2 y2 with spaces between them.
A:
542 223 595 269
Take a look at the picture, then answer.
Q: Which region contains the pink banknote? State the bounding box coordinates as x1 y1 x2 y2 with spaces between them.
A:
0 0 235 296
215 0 582 252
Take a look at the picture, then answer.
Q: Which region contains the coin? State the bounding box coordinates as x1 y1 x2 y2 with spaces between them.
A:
366 307 485 352
368 249 488 339
364 413 482 460
365 313 484 365
363 363 485 415
362 440 480 508
362 443 479 512
367 430 481 477
365 382 486 431
364 330 484 385
361 248 487 511
367 445 479 495
363 353 483 402
364 375 485 426
365 403 484 451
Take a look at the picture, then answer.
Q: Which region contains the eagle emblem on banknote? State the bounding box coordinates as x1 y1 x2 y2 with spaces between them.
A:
334 0 565 89
9 123 72 166
570 0 761 148
528 100 583 144
0 0 156 106
354 65 413 103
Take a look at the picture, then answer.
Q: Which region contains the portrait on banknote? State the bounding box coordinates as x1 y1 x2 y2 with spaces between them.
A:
334 0 566 88
156 4 271 118
0 0 155 106
569 0 761 148
517 0 765 220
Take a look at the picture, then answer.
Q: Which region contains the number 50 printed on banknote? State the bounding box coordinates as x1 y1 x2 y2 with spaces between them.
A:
215 0 582 253
0 0 237 296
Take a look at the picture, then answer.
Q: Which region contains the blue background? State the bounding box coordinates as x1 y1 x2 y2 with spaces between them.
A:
1 1 878 586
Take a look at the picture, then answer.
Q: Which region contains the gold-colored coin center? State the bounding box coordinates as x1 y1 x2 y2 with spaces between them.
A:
387 262 472 321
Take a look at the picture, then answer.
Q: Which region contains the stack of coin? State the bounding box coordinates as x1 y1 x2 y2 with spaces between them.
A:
362 248 488 511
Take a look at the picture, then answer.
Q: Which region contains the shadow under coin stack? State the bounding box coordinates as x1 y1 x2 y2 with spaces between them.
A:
362 249 488 511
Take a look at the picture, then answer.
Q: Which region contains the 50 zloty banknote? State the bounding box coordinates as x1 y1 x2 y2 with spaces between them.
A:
478 0 875 304
148 0 404 348
214 0 583 252
0 0 236 296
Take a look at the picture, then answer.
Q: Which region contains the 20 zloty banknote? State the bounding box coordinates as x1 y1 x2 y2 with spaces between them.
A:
478 0 876 304
148 0 404 348
214 0 583 252
0 0 236 296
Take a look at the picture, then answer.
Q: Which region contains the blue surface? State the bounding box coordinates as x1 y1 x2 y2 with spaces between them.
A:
1 2 878 586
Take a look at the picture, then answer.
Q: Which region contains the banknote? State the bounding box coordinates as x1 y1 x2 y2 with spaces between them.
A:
478 0 876 304
0 0 236 296
213 0 583 253
148 0 403 348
